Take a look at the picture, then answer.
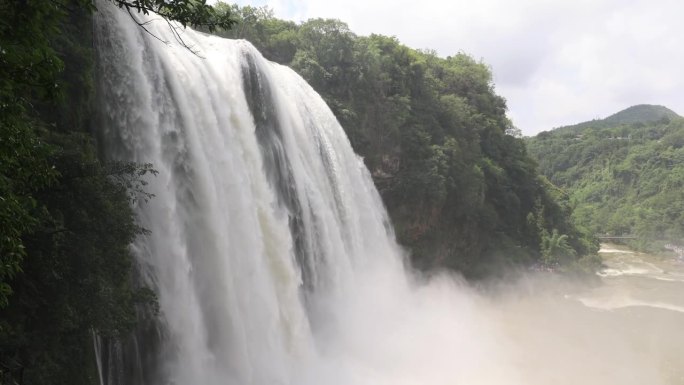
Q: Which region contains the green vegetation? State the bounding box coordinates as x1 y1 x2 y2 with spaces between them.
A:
213 4 596 276
527 105 684 253
0 1 231 383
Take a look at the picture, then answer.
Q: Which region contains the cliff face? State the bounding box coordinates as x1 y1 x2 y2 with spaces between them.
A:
215 9 595 276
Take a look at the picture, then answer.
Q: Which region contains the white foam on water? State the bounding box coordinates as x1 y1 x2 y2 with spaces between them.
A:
576 296 684 314
599 247 634 253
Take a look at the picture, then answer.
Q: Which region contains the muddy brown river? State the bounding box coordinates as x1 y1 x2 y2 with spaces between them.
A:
476 243 684 384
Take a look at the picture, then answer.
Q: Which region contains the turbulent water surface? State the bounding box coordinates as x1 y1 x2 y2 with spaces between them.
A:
93 6 684 385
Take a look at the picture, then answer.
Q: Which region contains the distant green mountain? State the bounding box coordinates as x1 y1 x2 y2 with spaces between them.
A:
527 105 684 252
542 104 680 136
603 104 679 125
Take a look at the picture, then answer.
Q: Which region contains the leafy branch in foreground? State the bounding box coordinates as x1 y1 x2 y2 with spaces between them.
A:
105 161 158 204
108 0 237 53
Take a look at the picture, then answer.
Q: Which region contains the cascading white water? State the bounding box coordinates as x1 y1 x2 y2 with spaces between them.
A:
93 4 412 385
93 5 684 385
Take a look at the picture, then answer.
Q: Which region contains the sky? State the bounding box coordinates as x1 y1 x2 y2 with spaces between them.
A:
231 0 683 136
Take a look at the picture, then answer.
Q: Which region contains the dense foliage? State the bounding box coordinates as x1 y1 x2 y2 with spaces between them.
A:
0 1 231 384
527 105 684 252
214 4 597 276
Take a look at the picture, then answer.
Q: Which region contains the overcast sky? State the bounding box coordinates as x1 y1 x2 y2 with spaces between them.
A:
232 0 683 135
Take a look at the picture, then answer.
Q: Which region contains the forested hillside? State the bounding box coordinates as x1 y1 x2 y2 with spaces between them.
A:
213 4 597 275
527 105 684 252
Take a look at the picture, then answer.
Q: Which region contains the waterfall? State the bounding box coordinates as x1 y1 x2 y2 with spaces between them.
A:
93 5 411 385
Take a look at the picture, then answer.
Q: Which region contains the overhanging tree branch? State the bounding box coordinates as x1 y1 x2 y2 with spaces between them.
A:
104 0 236 54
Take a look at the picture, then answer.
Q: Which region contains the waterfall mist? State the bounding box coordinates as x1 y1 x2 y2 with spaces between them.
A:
93 5 684 385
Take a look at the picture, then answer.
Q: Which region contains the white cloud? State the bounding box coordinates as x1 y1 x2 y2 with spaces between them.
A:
234 0 684 135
